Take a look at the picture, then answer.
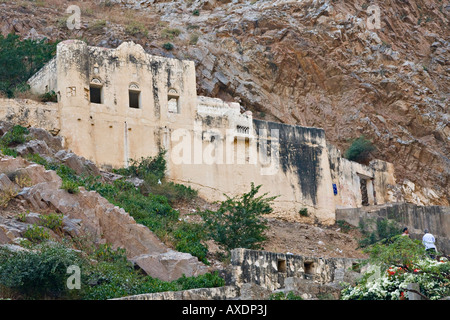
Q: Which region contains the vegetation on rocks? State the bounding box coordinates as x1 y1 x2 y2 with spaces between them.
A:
0 240 224 300
344 135 376 163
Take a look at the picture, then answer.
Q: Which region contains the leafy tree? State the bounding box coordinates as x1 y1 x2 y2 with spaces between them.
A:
363 235 427 271
199 183 277 252
0 34 57 97
358 218 402 248
344 135 375 163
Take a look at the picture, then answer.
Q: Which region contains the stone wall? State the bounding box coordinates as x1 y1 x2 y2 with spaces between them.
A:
328 144 396 209
170 108 336 224
112 286 239 300
336 203 450 254
0 98 59 135
226 248 361 290
113 248 363 300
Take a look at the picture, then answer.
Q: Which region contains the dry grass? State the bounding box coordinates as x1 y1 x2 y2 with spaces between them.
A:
14 174 32 188
0 186 18 208
13 90 41 101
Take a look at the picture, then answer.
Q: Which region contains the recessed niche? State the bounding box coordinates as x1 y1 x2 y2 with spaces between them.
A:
277 259 286 273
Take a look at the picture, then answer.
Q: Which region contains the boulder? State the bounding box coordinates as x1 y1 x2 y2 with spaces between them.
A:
24 212 43 225
28 127 63 151
15 163 61 186
18 172 208 281
0 217 28 244
54 150 101 177
15 140 52 157
0 155 29 173
131 250 209 282
62 216 82 237
0 173 16 191
0 225 12 244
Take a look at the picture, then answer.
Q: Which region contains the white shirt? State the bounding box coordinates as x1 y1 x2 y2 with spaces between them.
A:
422 233 436 250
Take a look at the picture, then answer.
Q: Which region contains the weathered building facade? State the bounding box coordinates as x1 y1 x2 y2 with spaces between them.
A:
1 40 397 224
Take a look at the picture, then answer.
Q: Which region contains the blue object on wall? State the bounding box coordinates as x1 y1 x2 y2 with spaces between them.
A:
333 183 338 195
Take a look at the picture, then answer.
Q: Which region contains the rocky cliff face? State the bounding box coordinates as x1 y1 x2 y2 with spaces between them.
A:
0 0 448 204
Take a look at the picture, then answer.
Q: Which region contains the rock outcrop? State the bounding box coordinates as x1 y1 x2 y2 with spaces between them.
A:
0 126 208 281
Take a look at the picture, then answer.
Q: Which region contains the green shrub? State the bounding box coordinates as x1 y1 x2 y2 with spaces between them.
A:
40 213 64 230
0 125 29 147
24 153 52 167
61 179 80 194
114 150 166 181
358 218 402 248
299 208 308 217
17 212 27 222
125 21 148 37
150 180 198 204
39 90 57 102
161 28 181 39
199 183 277 252
344 135 375 163
0 147 18 157
173 222 208 264
269 291 303 300
175 271 225 291
336 219 353 233
93 244 128 264
363 235 427 270
23 224 50 243
0 186 18 208
162 42 174 50
56 164 79 183
0 34 57 98
0 243 83 299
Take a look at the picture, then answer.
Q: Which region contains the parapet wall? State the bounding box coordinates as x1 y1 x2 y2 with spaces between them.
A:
0 98 60 136
227 248 361 290
112 286 239 300
336 203 450 254
113 248 363 300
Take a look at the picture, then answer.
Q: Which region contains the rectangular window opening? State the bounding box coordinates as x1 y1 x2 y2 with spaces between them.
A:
168 96 179 113
129 90 140 109
304 261 314 277
90 86 102 104
277 259 286 273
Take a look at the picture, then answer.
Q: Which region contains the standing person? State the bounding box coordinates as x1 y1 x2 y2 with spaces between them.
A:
422 229 437 259
402 227 410 237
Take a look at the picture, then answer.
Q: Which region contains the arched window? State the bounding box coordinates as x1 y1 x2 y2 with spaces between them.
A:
168 88 180 114
129 83 141 109
90 78 103 104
